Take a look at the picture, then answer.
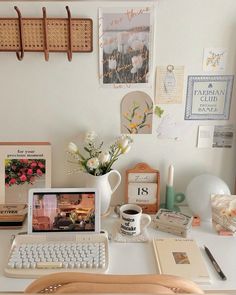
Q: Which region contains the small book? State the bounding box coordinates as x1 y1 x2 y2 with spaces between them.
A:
0 142 51 204
0 203 27 228
152 238 210 284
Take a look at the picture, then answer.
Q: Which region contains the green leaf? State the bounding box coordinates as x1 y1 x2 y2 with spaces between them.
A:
154 106 164 118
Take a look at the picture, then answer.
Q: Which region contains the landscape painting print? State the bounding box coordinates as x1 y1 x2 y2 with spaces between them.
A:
99 7 153 88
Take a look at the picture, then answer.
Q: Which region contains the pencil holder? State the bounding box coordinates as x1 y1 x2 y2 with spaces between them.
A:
165 185 185 211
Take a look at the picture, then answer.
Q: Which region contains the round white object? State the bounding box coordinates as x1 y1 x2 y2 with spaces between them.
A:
185 174 230 221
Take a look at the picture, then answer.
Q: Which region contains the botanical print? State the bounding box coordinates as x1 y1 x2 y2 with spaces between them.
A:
121 91 153 134
99 7 153 87
203 48 227 72
5 159 46 203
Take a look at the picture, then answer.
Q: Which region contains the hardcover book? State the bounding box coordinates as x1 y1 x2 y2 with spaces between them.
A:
0 142 51 204
152 238 210 284
0 203 27 228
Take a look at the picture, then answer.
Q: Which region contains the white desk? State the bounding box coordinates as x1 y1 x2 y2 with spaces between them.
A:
0 213 236 293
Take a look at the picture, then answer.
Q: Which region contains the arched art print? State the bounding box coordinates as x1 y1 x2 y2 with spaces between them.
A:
99 7 153 88
121 91 153 134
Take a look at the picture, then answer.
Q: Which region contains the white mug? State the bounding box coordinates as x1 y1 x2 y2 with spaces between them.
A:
119 204 151 236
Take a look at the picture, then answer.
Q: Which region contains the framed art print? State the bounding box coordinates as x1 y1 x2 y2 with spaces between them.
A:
185 75 234 120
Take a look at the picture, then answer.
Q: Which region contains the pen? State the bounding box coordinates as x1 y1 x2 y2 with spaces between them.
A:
204 245 227 281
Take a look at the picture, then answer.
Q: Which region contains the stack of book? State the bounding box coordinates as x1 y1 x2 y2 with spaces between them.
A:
154 208 193 237
0 204 27 228
211 194 236 235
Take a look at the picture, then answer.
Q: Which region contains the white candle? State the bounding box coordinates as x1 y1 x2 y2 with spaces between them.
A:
167 165 174 186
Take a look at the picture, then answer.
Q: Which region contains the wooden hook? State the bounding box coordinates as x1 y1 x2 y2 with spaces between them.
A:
66 6 72 61
14 6 24 61
42 7 49 61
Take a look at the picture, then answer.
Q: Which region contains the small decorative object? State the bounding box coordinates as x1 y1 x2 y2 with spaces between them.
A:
185 75 234 120
164 65 176 94
121 91 153 134
154 208 193 238
192 216 201 227
164 164 185 212
211 194 236 234
0 6 93 61
119 203 151 236
185 174 230 221
125 162 160 214
67 132 133 215
0 142 51 204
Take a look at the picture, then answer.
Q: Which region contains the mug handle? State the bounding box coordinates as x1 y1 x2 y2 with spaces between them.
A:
141 214 151 230
108 170 121 194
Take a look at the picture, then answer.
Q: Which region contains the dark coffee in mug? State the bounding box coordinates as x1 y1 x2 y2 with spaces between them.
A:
119 204 151 236
123 209 139 215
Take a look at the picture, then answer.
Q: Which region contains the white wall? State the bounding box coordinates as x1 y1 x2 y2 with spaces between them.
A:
0 0 235 205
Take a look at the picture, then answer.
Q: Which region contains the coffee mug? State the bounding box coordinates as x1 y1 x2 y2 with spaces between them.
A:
119 204 151 236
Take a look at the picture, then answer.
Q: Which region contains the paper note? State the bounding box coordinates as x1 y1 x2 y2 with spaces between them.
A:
197 126 214 148
155 66 184 104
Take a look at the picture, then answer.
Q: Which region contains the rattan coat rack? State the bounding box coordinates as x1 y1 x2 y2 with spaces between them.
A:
0 6 93 61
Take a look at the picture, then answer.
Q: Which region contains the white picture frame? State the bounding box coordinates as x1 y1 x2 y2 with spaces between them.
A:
185 75 234 120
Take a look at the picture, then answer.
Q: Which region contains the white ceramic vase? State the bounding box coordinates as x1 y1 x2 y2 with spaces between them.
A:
85 170 121 215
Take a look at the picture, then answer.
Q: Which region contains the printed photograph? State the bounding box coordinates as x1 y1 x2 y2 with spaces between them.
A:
99 7 153 86
213 125 234 148
5 159 46 203
172 252 190 264
32 193 95 232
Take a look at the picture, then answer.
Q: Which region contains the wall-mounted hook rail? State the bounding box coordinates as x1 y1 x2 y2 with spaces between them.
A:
0 6 93 61
14 6 24 61
42 7 49 61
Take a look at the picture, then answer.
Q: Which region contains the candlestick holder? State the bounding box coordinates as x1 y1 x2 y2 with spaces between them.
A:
165 185 185 211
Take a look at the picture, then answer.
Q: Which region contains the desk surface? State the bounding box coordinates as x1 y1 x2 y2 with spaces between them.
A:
0 211 235 293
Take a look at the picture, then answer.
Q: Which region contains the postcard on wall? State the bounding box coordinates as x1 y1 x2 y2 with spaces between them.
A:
197 125 214 148
185 75 234 120
203 48 227 72
99 7 154 88
0 142 51 204
213 125 234 148
155 65 184 104
121 91 153 134
197 125 234 148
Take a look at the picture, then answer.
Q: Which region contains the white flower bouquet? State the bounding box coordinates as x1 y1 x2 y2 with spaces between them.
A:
68 132 133 176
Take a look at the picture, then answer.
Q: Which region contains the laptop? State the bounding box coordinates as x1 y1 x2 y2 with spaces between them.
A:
5 188 109 278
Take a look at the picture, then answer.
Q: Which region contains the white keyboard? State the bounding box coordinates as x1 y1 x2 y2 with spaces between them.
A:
5 233 109 278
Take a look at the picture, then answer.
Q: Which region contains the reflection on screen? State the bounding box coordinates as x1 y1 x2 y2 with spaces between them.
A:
32 192 95 232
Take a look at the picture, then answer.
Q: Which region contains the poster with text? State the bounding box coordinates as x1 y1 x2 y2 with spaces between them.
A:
99 7 153 88
185 75 234 120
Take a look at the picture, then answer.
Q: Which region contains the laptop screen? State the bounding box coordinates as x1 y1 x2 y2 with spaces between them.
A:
28 189 100 234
